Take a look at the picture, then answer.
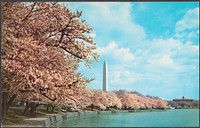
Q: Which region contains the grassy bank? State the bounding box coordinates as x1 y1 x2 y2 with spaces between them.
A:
2 106 170 125
2 107 58 125
3 107 170 126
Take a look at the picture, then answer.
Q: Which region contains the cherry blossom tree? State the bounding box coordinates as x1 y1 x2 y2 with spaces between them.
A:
105 92 122 109
2 2 99 116
1 2 168 118
116 90 168 110
118 92 140 109
91 90 108 110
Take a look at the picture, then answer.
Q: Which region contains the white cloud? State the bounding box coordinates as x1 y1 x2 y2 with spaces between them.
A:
174 7 199 44
138 38 199 73
147 54 182 71
151 55 175 66
175 7 199 32
97 41 135 62
96 35 198 88
68 2 146 46
109 69 136 85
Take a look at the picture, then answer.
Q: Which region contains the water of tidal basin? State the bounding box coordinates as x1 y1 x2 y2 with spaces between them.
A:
51 109 199 127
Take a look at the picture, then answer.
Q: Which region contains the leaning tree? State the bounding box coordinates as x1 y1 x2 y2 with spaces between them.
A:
1 2 99 117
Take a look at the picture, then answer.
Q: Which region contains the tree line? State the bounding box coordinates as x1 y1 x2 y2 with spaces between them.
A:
1 2 168 119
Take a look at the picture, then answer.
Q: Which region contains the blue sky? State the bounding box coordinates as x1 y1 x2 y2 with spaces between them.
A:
65 2 199 100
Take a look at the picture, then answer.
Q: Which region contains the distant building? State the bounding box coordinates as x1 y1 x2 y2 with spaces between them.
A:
173 96 193 102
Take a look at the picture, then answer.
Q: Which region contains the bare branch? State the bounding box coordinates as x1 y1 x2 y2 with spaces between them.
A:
21 2 37 22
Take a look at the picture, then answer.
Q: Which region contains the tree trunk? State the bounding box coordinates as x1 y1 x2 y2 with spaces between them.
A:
30 103 39 115
5 94 16 114
2 91 16 118
23 102 33 115
23 102 29 115
91 104 94 111
51 106 55 112
46 105 49 112
20 101 25 106
2 92 9 118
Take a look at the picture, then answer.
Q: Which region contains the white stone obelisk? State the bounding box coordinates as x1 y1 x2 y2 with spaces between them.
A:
102 60 108 91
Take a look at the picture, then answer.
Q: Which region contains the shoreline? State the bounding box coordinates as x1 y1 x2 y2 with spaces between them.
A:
2 109 168 127
3 108 198 127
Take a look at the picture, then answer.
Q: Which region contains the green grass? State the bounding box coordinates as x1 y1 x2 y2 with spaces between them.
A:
2 106 59 125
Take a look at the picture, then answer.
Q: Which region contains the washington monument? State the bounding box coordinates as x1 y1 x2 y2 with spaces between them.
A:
102 60 108 91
